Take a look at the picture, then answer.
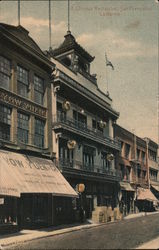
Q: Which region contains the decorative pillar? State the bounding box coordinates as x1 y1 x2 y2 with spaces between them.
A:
108 118 114 138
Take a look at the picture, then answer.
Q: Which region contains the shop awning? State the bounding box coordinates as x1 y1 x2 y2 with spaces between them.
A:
120 182 135 192
119 157 131 167
151 185 159 192
0 150 78 198
137 188 158 202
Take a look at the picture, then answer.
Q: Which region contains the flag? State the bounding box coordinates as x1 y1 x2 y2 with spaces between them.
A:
105 53 114 70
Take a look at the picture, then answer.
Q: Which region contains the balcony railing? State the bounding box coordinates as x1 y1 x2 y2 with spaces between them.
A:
52 113 121 150
55 158 121 180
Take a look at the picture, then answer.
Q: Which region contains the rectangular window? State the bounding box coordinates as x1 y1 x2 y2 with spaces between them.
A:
150 169 157 181
34 75 44 105
101 152 110 171
73 110 87 129
149 150 157 162
125 143 130 159
0 104 11 140
136 149 140 161
17 112 29 143
17 65 29 98
141 151 145 163
92 119 103 133
59 138 74 167
83 146 95 170
0 55 11 90
57 102 66 121
34 118 45 148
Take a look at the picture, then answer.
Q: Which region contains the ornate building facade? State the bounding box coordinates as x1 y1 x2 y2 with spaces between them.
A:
50 31 121 220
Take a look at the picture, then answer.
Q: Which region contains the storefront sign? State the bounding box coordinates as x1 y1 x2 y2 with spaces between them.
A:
0 150 78 198
0 198 4 205
0 88 46 118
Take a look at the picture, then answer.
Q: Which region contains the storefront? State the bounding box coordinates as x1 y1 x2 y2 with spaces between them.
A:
136 187 158 212
119 182 135 216
0 150 78 233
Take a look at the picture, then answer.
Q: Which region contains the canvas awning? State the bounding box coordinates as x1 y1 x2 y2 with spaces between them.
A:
120 182 135 192
151 185 159 192
137 188 158 202
119 157 131 167
0 150 78 198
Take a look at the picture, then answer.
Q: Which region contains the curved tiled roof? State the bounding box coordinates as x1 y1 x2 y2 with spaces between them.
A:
0 23 45 57
51 31 95 63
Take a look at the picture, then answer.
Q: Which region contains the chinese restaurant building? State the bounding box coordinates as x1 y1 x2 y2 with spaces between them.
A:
49 31 121 220
0 23 77 234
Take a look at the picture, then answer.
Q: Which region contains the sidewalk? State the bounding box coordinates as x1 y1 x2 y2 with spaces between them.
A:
136 237 159 249
0 222 99 249
1 211 159 249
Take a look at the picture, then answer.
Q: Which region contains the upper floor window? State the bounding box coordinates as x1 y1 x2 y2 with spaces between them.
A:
124 143 130 159
59 138 74 167
34 75 44 105
0 104 11 141
150 169 157 181
149 150 157 162
73 110 87 129
120 165 130 181
17 112 29 143
17 65 29 98
34 118 45 148
141 151 145 163
101 152 110 171
0 55 11 90
83 145 95 170
92 119 103 133
136 149 140 161
57 102 66 121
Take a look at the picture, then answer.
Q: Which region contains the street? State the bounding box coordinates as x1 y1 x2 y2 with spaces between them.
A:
9 213 159 249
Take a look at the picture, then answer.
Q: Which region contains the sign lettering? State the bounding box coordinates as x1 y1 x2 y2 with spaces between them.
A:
0 88 46 118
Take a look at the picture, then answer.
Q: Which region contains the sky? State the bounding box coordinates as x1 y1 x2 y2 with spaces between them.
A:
0 0 159 143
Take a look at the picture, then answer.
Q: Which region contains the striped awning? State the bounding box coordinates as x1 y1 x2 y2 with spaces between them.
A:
120 182 135 192
137 188 158 202
0 150 78 198
151 185 159 192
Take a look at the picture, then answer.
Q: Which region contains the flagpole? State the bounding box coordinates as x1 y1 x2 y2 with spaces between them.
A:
18 0 20 26
49 0 52 50
105 53 109 94
68 0 70 33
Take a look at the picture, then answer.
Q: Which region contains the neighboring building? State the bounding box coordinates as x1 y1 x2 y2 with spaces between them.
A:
0 23 77 234
146 138 159 200
114 124 158 214
49 31 121 221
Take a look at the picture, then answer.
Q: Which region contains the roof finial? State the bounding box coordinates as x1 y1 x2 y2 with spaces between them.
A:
18 0 20 26
67 0 71 34
49 0 52 51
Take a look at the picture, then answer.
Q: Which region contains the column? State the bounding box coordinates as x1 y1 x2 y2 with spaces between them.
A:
11 108 17 143
108 118 114 138
11 60 17 93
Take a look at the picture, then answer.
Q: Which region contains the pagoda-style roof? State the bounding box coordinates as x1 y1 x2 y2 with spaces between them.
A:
51 31 95 63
